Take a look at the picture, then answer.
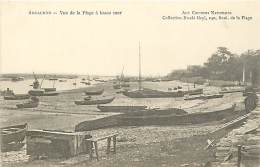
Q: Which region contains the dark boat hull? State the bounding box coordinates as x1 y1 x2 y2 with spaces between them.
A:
75 97 115 105
1 124 27 145
16 102 39 108
184 94 224 100
75 104 240 131
122 88 184 98
28 90 59 96
119 104 237 126
4 94 30 100
84 89 104 95
219 89 244 94
43 88 56 92
97 105 147 112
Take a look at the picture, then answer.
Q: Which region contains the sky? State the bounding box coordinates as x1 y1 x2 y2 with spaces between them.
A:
1 1 260 76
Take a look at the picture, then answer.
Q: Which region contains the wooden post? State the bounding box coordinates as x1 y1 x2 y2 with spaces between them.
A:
89 141 93 160
237 145 242 167
94 141 99 160
113 136 117 153
107 137 111 154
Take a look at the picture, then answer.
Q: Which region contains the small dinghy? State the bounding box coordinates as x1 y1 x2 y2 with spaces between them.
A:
84 89 104 95
16 97 39 108
75 96 115 105
4 94 30 100
1 123 27 152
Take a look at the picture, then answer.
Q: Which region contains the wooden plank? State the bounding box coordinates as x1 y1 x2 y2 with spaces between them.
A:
87 133 118 142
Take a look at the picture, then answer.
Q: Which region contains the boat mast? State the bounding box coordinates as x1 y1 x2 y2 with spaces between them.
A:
138 41 142 90
242 62 245 84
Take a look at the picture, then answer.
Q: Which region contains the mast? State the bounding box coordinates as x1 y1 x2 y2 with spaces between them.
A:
138 41 142 90
242 62 245 84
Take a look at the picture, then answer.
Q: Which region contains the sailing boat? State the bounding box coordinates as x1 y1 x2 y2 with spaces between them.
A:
122 43 185 98
28 73 59 96
113 66 130 89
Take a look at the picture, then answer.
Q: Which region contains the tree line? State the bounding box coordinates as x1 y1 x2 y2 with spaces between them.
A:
168 47 260 85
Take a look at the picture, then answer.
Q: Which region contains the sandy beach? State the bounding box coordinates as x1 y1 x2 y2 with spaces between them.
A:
0 79 247 166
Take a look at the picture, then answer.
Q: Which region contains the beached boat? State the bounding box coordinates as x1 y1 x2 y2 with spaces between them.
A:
119 104 237 126
122 88 184 98
76 104 240 131
184 94 224 100
75 96 115 105
185 88 203 95
125 108 188 116
4 94 30 100
84 89 104 95
219 88 244 94
59 79 67 82
121 83 130 87
97 105 147 112
28 89 45 96
43 88 56 92
1 123 27 145
11 77 24 82
28 89 59 96
16 101 39 108
113 84 121 89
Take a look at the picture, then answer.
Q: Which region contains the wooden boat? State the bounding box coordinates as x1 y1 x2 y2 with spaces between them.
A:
113 84 121 89
75 104 239 131
84 96 92 101
41 91 60 96
75 96 115 105
28 89 59 96
84 89 104 95
119 104 237 126
219 88 244 94
28 89 45 96
121 83 130 87
4 94 30 100
97 105 147 112
43 88 56 92
203 94 224 99
184 88 203 95
184 94 224 100
125 108 188 116
122 88 184 98
16 101 39 108
1 123 27 145
80 81 91 85
11 77 24 82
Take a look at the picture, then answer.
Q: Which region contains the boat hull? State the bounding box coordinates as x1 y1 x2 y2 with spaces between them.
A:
4 94 30 100
16 102 39 108
75 97 115 105
122 89 184 98
119 105 237 126
84 89 104 95
1 124 27 145
184 94 224 100
97 105 147 112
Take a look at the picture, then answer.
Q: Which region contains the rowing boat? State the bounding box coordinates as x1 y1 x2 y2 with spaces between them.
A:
119 104 237 126
1 123 27 145
84 89 104 95
97 105 147 112
16 101 39 108
4 94 30 100
184 94 224 100
75 96 115 105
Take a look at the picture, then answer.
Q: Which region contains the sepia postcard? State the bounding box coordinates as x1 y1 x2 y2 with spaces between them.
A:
0 0 259 167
